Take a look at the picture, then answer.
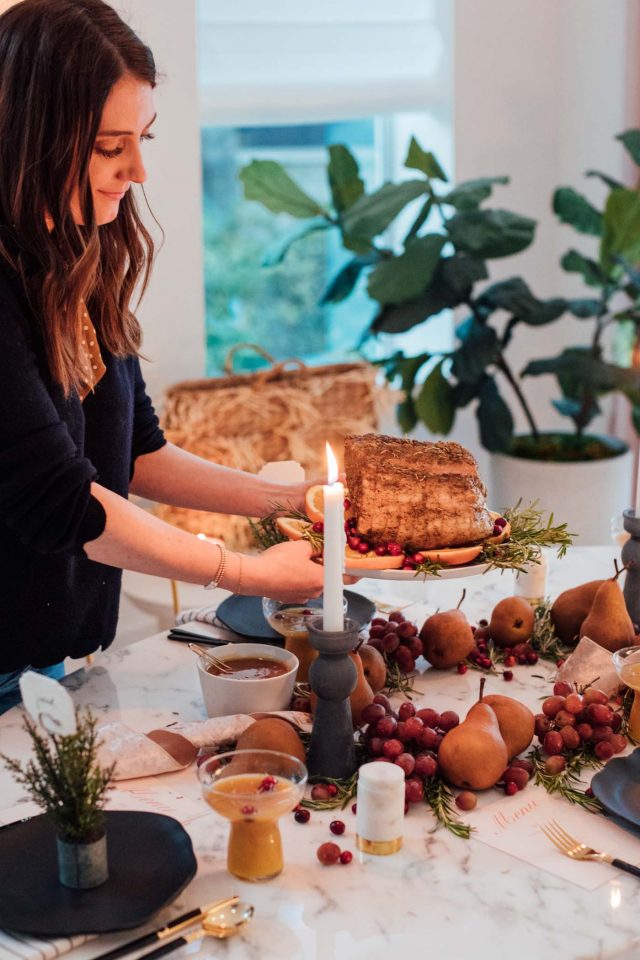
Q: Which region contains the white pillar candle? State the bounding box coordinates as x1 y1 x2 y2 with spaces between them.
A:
322 442 345 631
635 451 640 518
356 761 405 855
514 552 548 605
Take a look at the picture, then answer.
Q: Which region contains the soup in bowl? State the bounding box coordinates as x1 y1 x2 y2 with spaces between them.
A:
197 642 298 718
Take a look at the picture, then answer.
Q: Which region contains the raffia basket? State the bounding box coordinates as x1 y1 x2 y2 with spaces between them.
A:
155 344 387 550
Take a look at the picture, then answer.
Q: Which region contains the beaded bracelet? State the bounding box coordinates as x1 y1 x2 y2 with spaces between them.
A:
204 542 226 590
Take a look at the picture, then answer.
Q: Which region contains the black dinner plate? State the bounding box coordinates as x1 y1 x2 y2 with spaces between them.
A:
0 811 197 936
591 748 640 830
215 590 376 642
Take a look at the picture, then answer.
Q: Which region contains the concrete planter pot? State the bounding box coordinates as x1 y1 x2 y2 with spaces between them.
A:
488 434 632 545
57 831 108 889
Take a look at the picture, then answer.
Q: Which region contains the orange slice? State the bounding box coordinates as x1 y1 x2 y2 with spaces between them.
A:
304 485 325 523
419 545 483 566
276 517 312 541
345 547 404 570
486 511 511 545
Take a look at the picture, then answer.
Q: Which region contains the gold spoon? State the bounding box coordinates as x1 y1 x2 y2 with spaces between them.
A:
137 901 254 958
188 641 233 674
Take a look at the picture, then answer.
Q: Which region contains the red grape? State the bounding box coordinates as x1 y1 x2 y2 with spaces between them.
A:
368 737 385 756
418 727 440 751
543 731 564 755
368 625 386 640
388 611 405 623
455 791 477 811
438 710 460 732
594 741 614 761
398 701 416 721
376 716 397 738
417 708 441 728
382 632 400 653
502 767 529 790
317 842 341 865
610 713 623 733
609 733 627 754
397 621 417 639
553 681 574 697
361 703 386 725
583 688 609 706
311 784 331 801
554 710 576 728
405 778 424 803
544 755 566 775
534 714 551 738
394 647 415 673
587 703 614 726
559 726 580 750
403 716 424 740
591 725 613 744
511 758 535 778
414 754 438 778
373 693 392 713
395 753 416 776
407 636 424 659
564 693 583 715
542 696 565 719
382 738 404 760
576 723 593 742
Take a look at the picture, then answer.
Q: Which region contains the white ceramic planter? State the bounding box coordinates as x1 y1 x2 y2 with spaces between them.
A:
488 437 633 545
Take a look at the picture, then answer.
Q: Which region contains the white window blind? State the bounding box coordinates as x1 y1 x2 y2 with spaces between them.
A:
197 0 448 125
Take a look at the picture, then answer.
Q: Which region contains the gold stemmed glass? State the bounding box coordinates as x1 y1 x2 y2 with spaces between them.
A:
613 645 640 740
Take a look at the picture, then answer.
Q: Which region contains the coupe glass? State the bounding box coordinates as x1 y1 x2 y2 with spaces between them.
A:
613 645 640 740
199 748 307 881
262 595 347 683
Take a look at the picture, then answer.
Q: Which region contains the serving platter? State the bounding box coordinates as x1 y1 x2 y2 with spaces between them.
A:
344 561 492 581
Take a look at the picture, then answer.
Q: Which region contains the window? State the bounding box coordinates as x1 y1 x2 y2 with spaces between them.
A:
197 1 452 373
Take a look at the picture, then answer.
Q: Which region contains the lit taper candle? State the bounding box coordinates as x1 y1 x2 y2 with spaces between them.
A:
323 442 345 631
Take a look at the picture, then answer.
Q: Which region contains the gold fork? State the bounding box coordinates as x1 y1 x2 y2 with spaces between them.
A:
541 820 640 878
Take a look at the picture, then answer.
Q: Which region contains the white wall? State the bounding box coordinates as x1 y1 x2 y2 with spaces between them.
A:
449 0 633 473
113 0 206 405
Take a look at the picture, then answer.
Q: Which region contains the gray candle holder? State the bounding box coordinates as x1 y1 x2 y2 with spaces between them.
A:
306 616 359 780
622 509 640 628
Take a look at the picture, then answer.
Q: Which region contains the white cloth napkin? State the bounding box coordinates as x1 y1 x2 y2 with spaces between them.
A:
96 711 312 780
0 930 93 960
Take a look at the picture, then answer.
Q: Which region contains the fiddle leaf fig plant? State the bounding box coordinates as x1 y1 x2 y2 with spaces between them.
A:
240 131 640 459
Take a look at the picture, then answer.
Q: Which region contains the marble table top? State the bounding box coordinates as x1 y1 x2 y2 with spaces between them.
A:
2 545 639 960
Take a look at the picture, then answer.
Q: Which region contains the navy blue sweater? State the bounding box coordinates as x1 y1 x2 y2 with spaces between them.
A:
0 257 166 670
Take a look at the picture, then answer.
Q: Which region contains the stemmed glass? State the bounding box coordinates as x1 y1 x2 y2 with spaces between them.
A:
613 646 640 740
262 595 347 683
198 748 307 881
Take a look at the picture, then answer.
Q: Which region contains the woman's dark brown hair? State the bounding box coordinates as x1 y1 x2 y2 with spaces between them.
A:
0 0 156 394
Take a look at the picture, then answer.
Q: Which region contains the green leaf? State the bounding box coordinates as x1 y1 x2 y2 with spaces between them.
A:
476 376 514 452
405 197 433 243
404 137 448 181
397 396 418 434
565 298 601 318
601 188 640 269
327 145 365 213
452 319 499 382
446 209 536 259
414 360 455 433
560 249 607 287
320 255 377 304
342 180 428 244
367 234 446 305
240 160 325 218
441 176 509 211
617 129 640 166
262 218 331 266
370 254 487 334
586 170 624 190
475 277 566 326
553 187 602 236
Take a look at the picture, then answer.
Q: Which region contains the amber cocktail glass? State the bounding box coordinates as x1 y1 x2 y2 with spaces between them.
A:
199 748 307 881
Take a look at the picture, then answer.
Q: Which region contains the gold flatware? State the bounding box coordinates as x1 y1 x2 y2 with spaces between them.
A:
188 641 233 673
541 819 640 878
91 895 240 960
137 900 254 958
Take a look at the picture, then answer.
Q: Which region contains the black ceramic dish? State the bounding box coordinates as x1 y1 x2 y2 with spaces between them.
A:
214 590 376 642
591 748 640 832
0 811 197 936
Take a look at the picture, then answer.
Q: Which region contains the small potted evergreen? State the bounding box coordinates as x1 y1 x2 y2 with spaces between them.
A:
2 709 114 889
239 131 640 540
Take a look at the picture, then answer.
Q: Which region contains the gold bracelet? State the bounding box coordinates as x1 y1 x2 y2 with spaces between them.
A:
204 542 227 590
235 554 244 596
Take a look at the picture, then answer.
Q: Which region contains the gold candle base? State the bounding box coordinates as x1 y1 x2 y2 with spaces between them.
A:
356 835 402 856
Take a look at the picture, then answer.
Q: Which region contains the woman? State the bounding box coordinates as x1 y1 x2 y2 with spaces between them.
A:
0 0 328 712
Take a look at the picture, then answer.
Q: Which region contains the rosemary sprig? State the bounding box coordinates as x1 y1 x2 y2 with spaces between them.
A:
423 775 472 839
413 557 445 578
383 658 418 696
249 503 324 553
249 512 287 550
300 771 359 811
526 745 603 812
530 600 572 663
480 501 574 574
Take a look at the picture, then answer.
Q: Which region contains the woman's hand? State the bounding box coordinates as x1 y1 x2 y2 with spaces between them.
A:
245 540 324 602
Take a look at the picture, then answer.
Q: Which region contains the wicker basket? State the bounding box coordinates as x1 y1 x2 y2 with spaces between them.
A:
155 344 386 549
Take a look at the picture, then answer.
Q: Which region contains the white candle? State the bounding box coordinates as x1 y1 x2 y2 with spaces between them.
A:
514 552 548 605
323 442 345 631
635 452 640 518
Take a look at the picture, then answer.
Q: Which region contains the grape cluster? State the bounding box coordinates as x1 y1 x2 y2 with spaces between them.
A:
361 693 458 806
469 620 538 671
535 681 626 769
366 611 423 675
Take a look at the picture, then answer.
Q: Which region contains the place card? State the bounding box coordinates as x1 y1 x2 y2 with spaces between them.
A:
107 779 210 824
468 791 640 889
19 671 76 735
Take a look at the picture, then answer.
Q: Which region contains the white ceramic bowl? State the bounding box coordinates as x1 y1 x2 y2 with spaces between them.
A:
196 642 299 718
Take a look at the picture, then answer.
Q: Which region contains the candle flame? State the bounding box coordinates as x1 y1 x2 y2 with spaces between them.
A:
326 442 339 485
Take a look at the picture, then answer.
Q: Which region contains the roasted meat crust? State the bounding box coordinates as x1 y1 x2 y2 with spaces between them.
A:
344 433 494 549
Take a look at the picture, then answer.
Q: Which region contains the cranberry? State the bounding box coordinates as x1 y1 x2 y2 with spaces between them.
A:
312 521 324 533
375 544 387 556
387 542 403 556
241 805 256 816
330 819 345 836
494 517 507 528
294 808 310 824
339 850 353 865
457 662 468 675
526 651 539 665
503 656 516 668
503 670 514 681
504 781 518 796
492 524 502 536
344 497 351 510
326 784 338 797
258 776 277 792
351 803 357 814
357 541 370 554
402 562 416 570
347 536 361 550
412 553 425 564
